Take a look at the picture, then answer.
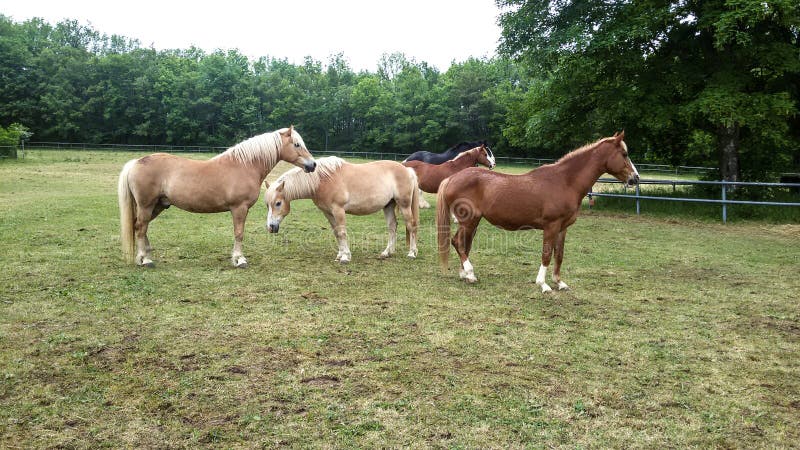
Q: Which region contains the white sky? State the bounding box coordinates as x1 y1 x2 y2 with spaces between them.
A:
2 0 503 72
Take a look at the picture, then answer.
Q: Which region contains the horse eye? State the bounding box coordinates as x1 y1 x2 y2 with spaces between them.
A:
276 201 282 207
294 143 300 148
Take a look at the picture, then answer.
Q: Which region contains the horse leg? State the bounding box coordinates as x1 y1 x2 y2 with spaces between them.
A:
134 204 156 267
332 207 351 263
320 211 344 262
418 189 431 209
552 229 570 290
145 202 167 254
398 203 418 259
380 202 397 259
452 219 479 283
536 226 560 293
230 204 249 268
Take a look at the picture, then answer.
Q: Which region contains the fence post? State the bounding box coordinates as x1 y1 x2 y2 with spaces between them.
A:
635 184 641 215
722 183 727 224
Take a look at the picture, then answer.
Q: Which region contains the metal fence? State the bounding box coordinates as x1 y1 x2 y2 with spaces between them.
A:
588 178 800 223
14 141 799 222
21 141 719 176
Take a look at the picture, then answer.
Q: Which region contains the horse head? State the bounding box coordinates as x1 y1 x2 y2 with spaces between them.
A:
279 126 317 173
475 144 496 169
265 179 291 233
604 131 639 187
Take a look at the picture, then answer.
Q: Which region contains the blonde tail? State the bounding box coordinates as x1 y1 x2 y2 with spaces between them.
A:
406 168 420 247
436 177 452 273
118 159 137 263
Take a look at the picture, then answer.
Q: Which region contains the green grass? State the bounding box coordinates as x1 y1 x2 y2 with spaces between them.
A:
1 150 799 448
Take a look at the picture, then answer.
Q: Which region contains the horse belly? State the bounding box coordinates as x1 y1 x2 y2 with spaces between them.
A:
344 189 394 215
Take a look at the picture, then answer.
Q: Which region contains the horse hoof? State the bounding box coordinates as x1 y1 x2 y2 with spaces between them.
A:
339 258 350 264
379 252 391 259
236 262 248 269
557 282 570 291
142 262 155 268
464 275 478 284
540 284 553 294
407 252 417 259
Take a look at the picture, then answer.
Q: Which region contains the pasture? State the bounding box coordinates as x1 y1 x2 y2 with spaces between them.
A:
1 150 798 448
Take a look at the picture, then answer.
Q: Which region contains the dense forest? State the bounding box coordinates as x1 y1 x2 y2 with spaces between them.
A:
1 1 799 180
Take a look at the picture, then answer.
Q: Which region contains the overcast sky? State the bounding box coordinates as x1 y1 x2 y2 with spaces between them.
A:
3 0 504 71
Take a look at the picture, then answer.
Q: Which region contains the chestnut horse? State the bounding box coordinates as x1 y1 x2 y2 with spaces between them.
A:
436 132 639 291
403 144 495 195
266 157 419 263
118 126 316 268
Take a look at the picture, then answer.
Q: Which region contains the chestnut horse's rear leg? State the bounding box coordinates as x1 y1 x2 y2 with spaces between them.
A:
552 229 570 290
452 218 480 283
536 225 562 293
380 202 397 259
230 204 249 268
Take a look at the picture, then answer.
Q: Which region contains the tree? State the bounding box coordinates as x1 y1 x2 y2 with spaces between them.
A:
0 123 30 158
498 0 800 180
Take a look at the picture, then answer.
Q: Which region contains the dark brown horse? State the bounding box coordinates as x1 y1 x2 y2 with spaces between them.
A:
403 144 495 207
436 132 639 291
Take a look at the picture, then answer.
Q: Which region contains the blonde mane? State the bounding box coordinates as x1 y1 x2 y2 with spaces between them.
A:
213 128 307 168
271 156 345 200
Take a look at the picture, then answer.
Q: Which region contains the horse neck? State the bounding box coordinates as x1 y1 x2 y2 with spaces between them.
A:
281 172 319 201
553 144 610 196
447 151 478 170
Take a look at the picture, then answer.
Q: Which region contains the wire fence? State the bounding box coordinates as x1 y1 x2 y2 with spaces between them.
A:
8 142 799 222
589 178 800 223
17 141 719 176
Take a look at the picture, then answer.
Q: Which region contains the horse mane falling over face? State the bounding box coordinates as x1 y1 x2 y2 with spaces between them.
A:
266 157 420 263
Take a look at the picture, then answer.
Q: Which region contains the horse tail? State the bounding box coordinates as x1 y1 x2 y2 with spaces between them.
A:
406 168 420 247
118 159 137 263
436 177 452 273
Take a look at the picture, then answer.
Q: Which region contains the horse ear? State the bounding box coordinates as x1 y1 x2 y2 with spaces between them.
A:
615 130 625 142
275 179 285 192
280 126 293 138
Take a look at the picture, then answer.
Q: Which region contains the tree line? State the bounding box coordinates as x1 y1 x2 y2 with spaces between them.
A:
1 2 798 180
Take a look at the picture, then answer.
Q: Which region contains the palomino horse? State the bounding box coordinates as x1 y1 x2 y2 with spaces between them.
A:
118 126 316 268
403 140 489 165
403 144 495 194
265 157 419 263
436 132 639 291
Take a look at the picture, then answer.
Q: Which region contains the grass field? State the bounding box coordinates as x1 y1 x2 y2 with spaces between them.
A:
1 150 799 448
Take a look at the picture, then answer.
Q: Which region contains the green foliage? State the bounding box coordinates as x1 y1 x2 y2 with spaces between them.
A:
497 0 800 179
0 16 516 156
0 123 30 158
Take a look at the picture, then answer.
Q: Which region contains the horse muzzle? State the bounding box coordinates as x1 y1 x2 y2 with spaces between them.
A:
303 160 317 173
267 223 280 233
627 173 640 187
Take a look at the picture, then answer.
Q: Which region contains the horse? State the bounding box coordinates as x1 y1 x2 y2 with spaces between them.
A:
403 140 490 165
403 144 496 194
436 132 639 292
118 126 316 268
265 156 419 264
